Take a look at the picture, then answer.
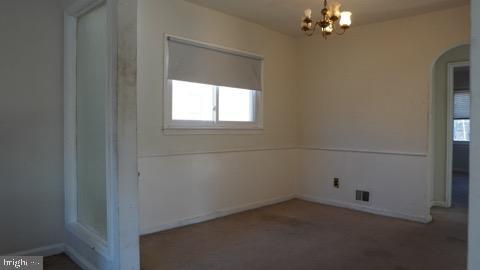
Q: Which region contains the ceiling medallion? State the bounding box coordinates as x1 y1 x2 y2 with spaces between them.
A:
300 0 352 39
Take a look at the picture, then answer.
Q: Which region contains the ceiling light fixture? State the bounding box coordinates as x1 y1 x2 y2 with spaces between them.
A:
300 0 352 39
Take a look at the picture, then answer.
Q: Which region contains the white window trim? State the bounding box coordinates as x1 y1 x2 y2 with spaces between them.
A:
445 61 470 207
163 34 264 132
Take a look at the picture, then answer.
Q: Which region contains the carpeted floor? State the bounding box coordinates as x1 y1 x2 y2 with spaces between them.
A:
44 197 468 270
140 199 467 270
44 253 81 270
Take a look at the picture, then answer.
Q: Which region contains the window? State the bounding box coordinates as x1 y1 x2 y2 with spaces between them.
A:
165 36 263 130
453 119 470 142
171 80 215 121
218 86 255 122
453 91 470 142
170 80 257 125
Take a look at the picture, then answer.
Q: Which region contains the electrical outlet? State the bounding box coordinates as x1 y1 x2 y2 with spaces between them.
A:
333 178 340 188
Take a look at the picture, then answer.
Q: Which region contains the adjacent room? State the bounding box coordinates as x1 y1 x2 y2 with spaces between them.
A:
1 0 480 269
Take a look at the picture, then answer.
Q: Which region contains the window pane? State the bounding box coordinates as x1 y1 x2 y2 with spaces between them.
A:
76 3 107 240
172 80 215 121
454 119 470 142
218 86 255 122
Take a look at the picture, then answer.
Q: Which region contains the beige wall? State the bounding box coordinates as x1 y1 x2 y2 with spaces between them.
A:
297 6 470 220
137 0 299 233
298 6 470 153
138 0 298 156
0 0 64 254
432 44 469 203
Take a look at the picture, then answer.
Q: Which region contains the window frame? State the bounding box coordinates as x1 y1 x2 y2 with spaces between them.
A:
163 34 264 131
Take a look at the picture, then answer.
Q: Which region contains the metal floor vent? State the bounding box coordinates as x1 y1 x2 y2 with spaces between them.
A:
356 190 370 202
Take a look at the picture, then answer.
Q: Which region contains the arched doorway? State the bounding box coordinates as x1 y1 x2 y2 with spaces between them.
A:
429 44 470 210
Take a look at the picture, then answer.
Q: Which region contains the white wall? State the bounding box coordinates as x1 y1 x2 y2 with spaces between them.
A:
299 150 429 221
297 6 470 222
468 0 480 268
137 0 299 234
139 149 297 234
0 0 64 255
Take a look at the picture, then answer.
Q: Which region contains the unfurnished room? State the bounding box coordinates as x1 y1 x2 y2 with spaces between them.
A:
1 0 480 269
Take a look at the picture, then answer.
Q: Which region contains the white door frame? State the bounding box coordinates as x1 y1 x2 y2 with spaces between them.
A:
64 0 121 268
445 61 470 208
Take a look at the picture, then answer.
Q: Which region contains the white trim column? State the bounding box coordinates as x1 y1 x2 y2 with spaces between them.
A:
115 0 140 268
469 0 480 269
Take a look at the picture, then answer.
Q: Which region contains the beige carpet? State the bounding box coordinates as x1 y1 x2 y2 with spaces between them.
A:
140 199 467 270
44 199 467 270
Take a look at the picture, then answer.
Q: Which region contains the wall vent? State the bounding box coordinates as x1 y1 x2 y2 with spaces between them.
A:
355 190 370 202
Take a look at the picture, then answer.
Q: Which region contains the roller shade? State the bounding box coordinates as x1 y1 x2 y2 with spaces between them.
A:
167 36 263 91
454 91 470 119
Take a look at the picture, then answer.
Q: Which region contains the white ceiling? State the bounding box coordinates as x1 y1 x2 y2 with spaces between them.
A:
185 0 469 36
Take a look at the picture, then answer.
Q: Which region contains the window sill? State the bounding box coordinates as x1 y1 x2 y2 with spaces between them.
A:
163 126 264 135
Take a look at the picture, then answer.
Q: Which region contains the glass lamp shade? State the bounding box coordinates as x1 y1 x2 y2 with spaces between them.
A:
339 11 352 28
304 9 312 19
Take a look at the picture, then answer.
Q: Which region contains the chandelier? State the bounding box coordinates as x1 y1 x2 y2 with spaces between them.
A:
300 0 352 39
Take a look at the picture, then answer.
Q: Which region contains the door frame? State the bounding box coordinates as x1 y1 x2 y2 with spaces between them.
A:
445 61 470 207
64 0 119 267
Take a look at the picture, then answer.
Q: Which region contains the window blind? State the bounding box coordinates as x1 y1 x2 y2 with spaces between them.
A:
166 36 263 91
454 91 471 119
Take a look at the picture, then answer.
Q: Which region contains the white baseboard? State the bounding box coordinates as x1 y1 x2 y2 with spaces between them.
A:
431 200 448 207
140 194 296 235
298 194 432 224
64 245 96 270
8 243 64 257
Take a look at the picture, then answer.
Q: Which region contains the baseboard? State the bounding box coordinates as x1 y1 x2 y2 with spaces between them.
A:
431 200 448 207
64 245 96 270
8 243 64 257
298 195 432 224
141 194 296 235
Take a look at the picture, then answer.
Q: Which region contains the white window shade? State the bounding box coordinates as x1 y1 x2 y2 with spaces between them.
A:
167 36 263 91
454 91 471 119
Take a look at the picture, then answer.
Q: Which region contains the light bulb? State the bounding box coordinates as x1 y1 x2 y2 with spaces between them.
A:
340 11 352 28
323 24 333 33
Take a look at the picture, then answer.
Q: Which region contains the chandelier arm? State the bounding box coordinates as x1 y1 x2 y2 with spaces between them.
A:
332 23 346 35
